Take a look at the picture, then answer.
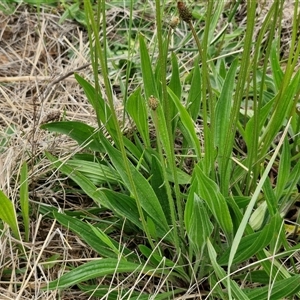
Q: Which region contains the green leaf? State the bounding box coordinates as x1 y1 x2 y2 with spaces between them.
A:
100 136 170 237
150 156 170 223
208 1 225 45
53 211 132 259
126 88 150 147
139 34 158 99
169 52 181 100
45 152 110 207
244 275 300 300
0 190 20 240
167 87 202 160
75 74 116 137
207 239 250 300
88 223 121 256
65 159 121 185
194 164 233 241
45 153 150 234
100 189 144 232
41 121 103 152
184 191 213 252
244 97 274 149
168 52 181 128
214 59 238 151
214 59 238 193
187 59 201 121
275 138 291 199
261 70 300 154
218 214 280 265
46 258 161 290
270 41 283 91
78 283 182 299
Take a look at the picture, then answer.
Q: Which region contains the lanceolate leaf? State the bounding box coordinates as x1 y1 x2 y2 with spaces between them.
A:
75 74 116 136
45 153 166 237
194 164 233 241
0 190 20 240
167 87 202 160
46 258 162 290
126 88 150 147
270 41 283 91
214 59 238 193
78 284 182 299
244 275 300 300
275 138 291 199
207 240 250 300
187 58 201 121
53 211 132 259
218 214 280 265
168 52 181 128
100 135 170 237
41 122 103 152
139 34 158 99
184 192 213 252
45 152 110 207
214 59 238 151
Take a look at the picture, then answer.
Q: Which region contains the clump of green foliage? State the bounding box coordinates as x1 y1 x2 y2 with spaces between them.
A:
1 0 300 299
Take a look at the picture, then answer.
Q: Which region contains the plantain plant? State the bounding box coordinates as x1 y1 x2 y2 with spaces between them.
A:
39 0 300 298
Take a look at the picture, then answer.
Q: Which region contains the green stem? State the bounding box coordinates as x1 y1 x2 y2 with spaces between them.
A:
155 0 183 251
188 0 214 178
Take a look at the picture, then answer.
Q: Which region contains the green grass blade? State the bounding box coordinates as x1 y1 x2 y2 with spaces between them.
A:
20 162 29 242
228 121 291 281
207 239 250 300
0 190 20 240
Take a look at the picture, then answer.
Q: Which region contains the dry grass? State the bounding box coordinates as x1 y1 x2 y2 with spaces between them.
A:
0 6 103 300
0 2 298 299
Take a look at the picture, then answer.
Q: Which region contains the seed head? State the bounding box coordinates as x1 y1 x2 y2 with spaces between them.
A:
170 16 180 29
148 95 159 111
177 1 192 23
